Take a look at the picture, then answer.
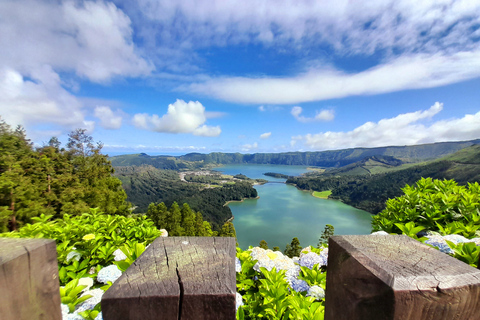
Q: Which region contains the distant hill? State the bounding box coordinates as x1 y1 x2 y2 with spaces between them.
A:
321 155 404 176
110 139 480 169
288 145 480 214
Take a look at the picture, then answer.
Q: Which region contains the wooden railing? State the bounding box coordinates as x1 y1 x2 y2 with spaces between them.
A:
3 235 480 320
0 238 62 320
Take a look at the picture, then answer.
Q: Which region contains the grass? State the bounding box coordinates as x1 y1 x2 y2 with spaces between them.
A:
312 190 332 199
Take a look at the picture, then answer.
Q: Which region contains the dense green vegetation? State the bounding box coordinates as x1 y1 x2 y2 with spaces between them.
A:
110 139 480 168
0 120 129 232
288 145 480 214
115 165 258 230
264 172 291 179
372 178 480 237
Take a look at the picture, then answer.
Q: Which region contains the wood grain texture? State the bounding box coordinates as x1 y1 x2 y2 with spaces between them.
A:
325 235 480 320
0 238 61 320
102 237 236 320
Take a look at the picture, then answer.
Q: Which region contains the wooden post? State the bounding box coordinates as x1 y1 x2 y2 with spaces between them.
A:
325 235 480 320
102 237 236 320
0 238 61 320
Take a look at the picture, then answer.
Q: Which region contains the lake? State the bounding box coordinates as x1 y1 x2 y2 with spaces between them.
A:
215 164 373 250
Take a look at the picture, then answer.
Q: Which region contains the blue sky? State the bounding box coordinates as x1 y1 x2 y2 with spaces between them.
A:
1 0 480 155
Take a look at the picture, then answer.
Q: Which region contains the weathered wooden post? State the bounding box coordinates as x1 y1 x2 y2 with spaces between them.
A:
325 235 480 320
0 238 62 320
102 237 236 320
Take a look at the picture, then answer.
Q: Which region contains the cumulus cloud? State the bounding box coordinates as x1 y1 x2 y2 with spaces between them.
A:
260 132 271 139
94 106 123 130
291 102 480 150
0 0 152 137
0 67 93 132
189 50 480 104
242 142 258 152
132 99 221 137
291 107 334 122
0 0 152 82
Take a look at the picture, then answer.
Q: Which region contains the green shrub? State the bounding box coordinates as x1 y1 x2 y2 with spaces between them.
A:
0 208 161 285
372 178 480 238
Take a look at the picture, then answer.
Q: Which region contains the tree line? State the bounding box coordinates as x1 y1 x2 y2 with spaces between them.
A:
0 120 129 232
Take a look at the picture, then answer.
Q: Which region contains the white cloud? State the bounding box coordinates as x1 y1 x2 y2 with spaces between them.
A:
0 67 93 132
94 106 123 130
189 50 480 104
135 0 480 55
260 132 271 139
258 105 283 112
242 142 258 152
0 0 152 83
291 107 334 122
132 99 221 136
291 102 480 150
0 0 152 138
193 125 222 137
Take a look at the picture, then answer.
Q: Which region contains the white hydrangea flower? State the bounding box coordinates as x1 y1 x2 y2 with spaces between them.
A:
370 231 389 236
250 247 296 273
77 277 94 292
424 235 454 254
66 250 82 263
235 257 242 273
97 265 122 284
160 229 168 237
235 292 244 311
113 249 127 261
443 234 470 244
66 313 84 320
307 285 325 300
76 288 104 313
61 303 70 318
94 312 103 320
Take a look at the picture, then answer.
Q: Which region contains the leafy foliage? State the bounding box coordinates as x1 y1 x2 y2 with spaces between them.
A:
0 208 160 285
372 178 480 237
60 279 93 313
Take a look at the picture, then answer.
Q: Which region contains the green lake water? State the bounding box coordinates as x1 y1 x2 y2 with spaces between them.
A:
216 164 373 249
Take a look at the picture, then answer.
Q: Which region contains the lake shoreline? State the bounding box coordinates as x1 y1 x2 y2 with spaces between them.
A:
224 196 260 206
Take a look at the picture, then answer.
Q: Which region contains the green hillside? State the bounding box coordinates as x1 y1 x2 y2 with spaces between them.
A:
114 165 258 230
288 145 480 214
110 139 480 169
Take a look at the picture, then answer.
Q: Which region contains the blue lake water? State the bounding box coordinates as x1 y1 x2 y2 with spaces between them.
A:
215 164 373 250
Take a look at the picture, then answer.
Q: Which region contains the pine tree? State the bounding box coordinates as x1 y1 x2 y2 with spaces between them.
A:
318 224 335 248
219 221 236 238
181 203 196 236
273 246 280 252
166 202 184 236
284 237 302 258
195 211 207 236
259 240 269 249
203 221 214 236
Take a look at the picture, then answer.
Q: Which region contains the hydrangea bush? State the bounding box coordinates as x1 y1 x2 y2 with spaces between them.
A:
0 209 162 320
236 246 328 320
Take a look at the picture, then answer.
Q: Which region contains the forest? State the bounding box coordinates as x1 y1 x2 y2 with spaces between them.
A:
287 145 480 214
0 120 129 232
0 119 255 232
